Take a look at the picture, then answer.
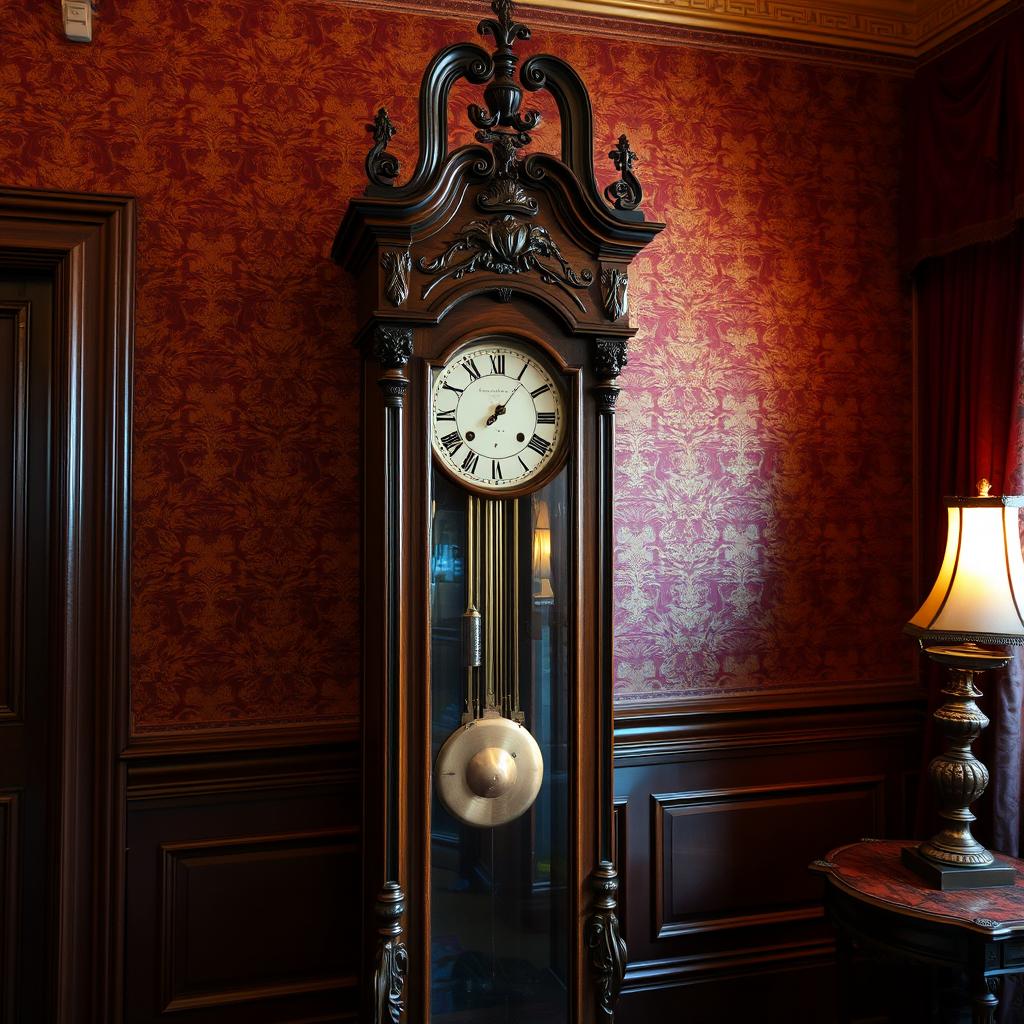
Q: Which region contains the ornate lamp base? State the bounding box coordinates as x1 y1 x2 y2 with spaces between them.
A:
903 644 1016 890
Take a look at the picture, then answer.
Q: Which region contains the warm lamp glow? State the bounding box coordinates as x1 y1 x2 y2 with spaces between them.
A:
532 500 554 602
906 495 1024 644
901 485 1024 889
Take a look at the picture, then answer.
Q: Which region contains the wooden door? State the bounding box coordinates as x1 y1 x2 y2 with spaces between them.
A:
0 274 55 1022
0 188 134 1024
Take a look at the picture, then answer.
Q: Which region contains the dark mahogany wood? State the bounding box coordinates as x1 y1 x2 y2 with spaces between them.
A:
123 743 361 1024
0 275 55 1024
0 187 134 1024
813 840 1024 1024
813 840 1024 928
613 692 925 1023
333 4 663 1020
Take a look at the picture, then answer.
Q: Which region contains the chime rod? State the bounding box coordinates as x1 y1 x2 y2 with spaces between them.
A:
514 499 522 722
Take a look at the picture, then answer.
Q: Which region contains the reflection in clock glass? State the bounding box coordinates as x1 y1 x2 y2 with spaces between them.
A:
429 464 569 1023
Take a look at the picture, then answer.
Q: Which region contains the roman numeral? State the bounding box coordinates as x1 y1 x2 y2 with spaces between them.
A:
530 384 550 399
441 431 462 456
491 460 503 480
464 358 481 381
442 382 464 396
516 361 529 381
461 451 480 475
527 434 550 457
518 456 530 472
489 354 505 375
537 412 555 424
436 409 456 422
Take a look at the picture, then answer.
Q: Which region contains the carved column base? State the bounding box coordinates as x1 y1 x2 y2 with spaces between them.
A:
373 881 407 1024
587 860 627 1020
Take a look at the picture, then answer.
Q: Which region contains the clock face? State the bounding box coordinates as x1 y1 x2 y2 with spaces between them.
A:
431 342 564 492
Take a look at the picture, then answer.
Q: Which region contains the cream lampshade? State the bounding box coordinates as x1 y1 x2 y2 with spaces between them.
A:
906 490 1024 645
902 480 1024 889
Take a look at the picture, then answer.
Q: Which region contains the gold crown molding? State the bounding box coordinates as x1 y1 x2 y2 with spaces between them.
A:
338 0 916 71
519 0 918 52
332 0 1007 57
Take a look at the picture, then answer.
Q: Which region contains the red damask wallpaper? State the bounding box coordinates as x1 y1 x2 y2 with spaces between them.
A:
0 0 911 729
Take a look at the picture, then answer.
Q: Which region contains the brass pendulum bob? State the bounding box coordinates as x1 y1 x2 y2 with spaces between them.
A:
435 494 543 828
435 708 543 828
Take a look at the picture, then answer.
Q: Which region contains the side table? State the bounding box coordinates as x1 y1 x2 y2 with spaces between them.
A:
811 840 1024 1024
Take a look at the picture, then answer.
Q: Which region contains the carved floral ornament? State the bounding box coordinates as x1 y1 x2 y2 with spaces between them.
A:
418 214 594 311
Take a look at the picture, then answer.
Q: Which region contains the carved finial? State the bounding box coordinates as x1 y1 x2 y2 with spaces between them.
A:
605 134 642 212
977 478 992 497
479 0 530 52
366 108 400 189
492 0 515 29
468 0 541 213
472 0 538 133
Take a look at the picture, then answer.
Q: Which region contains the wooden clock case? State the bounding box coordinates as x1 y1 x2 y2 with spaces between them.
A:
332 4 663 1019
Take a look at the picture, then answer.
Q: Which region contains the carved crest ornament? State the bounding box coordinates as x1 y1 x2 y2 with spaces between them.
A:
418 214 593 309
362 0 647 320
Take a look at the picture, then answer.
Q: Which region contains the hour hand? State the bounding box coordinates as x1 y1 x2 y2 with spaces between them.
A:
485 403 506 426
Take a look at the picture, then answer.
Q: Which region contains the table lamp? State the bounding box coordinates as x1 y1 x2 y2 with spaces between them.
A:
903 480 1024 889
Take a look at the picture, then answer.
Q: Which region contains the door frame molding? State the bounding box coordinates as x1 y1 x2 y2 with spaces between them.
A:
0 187 134 1023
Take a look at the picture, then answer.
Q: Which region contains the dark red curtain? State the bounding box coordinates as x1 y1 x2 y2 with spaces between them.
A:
904 4 1024 269
915 227 1024 852
917 231 1024 568
908 0 1024 858
998 246 1024 858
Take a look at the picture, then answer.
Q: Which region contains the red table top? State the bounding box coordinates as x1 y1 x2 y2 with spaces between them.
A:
811 840 1024 938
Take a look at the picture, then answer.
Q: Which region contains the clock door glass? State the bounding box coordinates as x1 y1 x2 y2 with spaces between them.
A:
431 341 564 492
429 378 571 1022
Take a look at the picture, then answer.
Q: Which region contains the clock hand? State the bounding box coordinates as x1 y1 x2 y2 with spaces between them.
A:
485 385 523 426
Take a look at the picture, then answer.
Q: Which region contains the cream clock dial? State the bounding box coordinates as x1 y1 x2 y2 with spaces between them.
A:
431 342 563 491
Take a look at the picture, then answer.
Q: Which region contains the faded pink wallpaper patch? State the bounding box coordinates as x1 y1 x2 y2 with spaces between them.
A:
604 53 914 700
0 0 912 727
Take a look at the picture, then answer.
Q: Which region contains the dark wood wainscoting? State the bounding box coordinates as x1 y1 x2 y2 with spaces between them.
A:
612 684 925 1023
122 730 361 1024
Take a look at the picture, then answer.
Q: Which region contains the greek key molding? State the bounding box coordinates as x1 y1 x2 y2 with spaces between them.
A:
341 0 1006 58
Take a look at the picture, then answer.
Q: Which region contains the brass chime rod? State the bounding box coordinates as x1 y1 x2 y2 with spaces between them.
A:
467 496 475 718
513 499 522 722
462 494 526 726
498 501 506 717
486 500 494 710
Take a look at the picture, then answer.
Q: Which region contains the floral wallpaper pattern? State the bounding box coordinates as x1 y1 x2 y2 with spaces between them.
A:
0 0 912 728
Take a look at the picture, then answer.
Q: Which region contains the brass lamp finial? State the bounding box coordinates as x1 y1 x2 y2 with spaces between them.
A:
977 478 992 497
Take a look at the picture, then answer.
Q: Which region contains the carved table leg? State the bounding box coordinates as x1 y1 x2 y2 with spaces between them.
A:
972 974 998 1024
835 930 854 1024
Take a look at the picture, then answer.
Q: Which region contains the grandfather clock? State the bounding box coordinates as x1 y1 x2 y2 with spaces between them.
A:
332 4 663 1020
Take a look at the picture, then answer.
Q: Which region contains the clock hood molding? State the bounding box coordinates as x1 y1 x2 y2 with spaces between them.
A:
332 6 664 341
